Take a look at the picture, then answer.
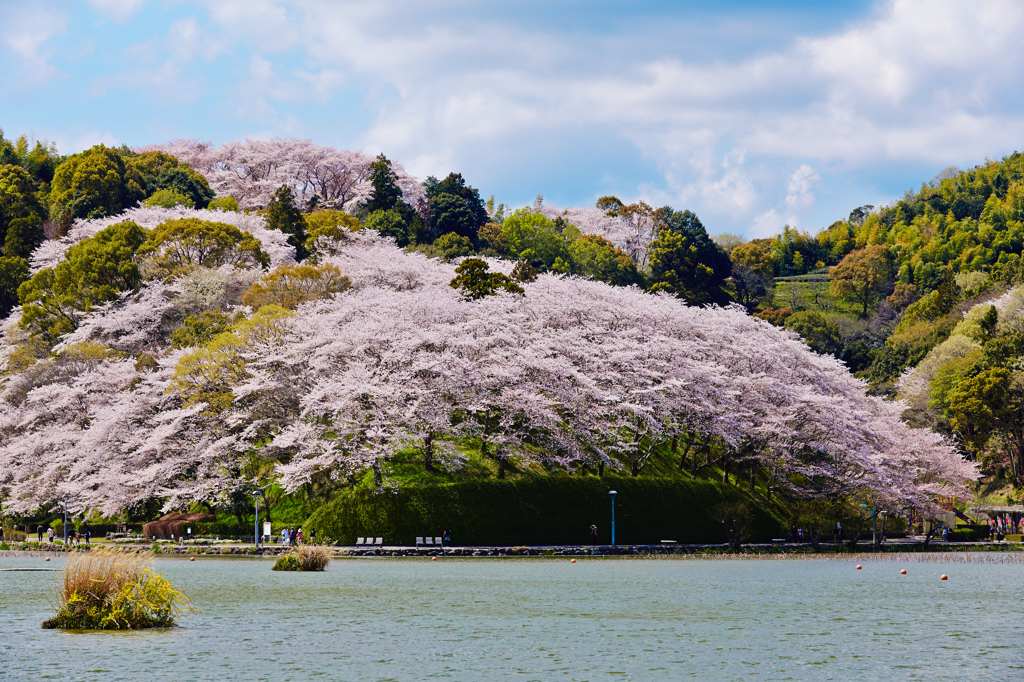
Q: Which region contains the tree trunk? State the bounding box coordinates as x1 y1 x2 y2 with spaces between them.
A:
722 455 730 484
423 430 435 473
372 459 383 487
677 434 696 473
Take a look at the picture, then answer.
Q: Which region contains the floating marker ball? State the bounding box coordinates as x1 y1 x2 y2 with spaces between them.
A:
190 557 195 561
900 569 906 574
571 559 576 563
856 565 862 570
432 556 437 561
940 574 948 581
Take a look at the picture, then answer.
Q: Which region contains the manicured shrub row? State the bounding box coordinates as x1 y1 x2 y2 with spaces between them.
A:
947 525 989 542
305 476 781 546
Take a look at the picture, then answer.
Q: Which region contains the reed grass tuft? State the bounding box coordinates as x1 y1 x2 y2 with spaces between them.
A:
42 548 195 630
272 540 331 572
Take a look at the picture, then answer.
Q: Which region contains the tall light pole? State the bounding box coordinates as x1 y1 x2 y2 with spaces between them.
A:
62 494 68 546
609 490 617 546
860 502 878 546
253 490 263 549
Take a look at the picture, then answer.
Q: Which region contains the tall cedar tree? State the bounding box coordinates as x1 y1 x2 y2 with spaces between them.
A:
362 154 427 243
266 185 309 261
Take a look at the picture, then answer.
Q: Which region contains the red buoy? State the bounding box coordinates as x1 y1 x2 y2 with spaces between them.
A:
856 565 862 570
940 574 948 581
45 557 50 562
571 559 576 563
900 569 906 575
431 556 437 561
190 557 195 562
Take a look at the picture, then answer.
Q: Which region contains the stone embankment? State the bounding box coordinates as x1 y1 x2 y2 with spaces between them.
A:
4 541 1024 558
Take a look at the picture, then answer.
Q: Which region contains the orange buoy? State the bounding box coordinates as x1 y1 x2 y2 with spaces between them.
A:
856 565 862 570
900 569 906 575
190 557 195 562
45 557 50 562
431 556 437 561
571 559 576 563
940 574 948 581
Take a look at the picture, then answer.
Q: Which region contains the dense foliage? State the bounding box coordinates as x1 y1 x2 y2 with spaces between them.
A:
0 130 986 534
305 477 781 546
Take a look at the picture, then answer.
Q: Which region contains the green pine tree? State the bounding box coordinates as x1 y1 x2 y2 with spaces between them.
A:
266 185 309 261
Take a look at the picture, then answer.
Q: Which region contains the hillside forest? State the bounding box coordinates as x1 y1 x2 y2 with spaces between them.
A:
0 128 1010 535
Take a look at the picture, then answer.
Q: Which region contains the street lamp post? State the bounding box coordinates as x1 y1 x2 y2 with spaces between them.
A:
860 502 878 546
62 494 68 546
253 490 264 549
609 490 617 546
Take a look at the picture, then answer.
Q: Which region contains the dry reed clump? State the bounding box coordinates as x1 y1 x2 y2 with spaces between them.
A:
42 548 195 630
272 540 332 572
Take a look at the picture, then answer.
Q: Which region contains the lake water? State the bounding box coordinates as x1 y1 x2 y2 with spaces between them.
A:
1 554 1021 681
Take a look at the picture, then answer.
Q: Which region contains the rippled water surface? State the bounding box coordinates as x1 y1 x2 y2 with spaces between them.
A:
1 554 1022 681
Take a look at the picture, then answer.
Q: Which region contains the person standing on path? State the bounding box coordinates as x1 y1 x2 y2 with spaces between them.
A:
85 527 91 546
47 527 54 544
310 528 316 545
297 528 303 545
590 525 598 544
37 525 43 542
281 527 288 546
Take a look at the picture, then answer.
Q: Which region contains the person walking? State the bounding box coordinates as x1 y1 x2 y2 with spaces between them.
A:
37 525 43 542
84 527 91 546
297 528 303 544
590 524 598 544
281 527 288 546
310 528 316 545
47 527 54 544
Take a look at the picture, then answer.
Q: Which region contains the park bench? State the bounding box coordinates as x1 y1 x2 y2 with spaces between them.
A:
356 537 365 545
374 537 383 545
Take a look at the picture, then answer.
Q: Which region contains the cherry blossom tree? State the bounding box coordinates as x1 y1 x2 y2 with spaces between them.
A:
0 218 977 518
136 139 424 212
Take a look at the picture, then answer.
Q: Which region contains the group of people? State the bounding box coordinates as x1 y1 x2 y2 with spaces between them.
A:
32 524 90 545
280 527 315 546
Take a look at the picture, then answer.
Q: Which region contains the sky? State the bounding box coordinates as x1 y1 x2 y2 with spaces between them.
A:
2 0 1023 238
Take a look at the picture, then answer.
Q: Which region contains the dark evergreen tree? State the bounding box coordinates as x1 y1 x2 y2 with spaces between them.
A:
266 185 309 261
363 154 402 215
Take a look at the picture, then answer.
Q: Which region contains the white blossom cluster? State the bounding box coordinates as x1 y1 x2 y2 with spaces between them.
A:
0 221 977 516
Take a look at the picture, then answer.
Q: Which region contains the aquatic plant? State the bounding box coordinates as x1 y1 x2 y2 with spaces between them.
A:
272 544 331 572
42 548 194 630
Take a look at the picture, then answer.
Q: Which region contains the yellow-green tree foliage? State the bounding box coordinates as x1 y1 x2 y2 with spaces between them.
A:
18 221 148 341
829 244 892 318
49 145 146 228
137 218 269 279
242 263 351 310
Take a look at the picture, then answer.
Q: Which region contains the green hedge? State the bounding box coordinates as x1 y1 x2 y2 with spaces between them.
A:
948 525 989 542
305 476 781 546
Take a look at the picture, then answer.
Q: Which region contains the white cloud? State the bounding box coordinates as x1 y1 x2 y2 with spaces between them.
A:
0 3 69 83
784 165 819 211
11 0 1024 237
